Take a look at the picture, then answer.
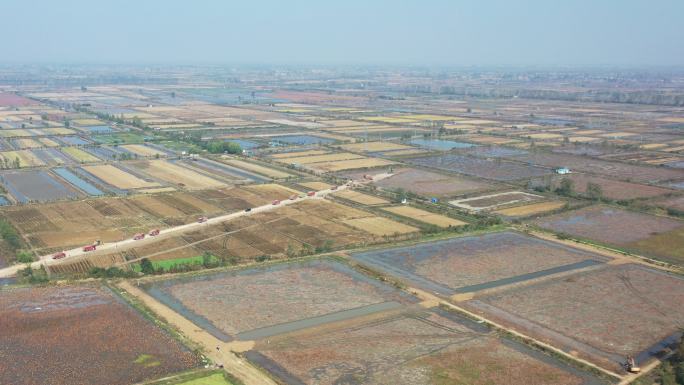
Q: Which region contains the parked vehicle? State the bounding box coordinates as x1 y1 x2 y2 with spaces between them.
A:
52 251 66 260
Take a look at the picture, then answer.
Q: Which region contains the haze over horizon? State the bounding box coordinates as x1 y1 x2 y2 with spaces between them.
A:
1 0 683 67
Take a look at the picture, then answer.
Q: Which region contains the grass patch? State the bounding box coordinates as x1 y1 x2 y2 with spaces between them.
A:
143 370 236 385
93 132 146 145
132 255 218 272
134 353 161 368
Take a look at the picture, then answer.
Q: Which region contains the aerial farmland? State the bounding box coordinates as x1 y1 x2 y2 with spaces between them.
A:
1 39 684 385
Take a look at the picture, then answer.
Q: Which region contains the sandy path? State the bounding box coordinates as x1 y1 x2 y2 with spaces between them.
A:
117 281 277 385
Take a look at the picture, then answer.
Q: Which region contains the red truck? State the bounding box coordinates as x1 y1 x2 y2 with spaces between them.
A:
307 191 316 197
83 245 97 252
272 200 281 205
148 229 160 236
133 233 145 240
52 251 66 260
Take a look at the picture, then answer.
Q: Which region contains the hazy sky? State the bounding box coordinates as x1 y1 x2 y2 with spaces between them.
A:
1 0 683 67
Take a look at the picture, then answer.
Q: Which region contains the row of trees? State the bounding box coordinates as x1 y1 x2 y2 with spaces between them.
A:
531 178 603 201
204 141 242 154
645 336 684 385
0 157 21 169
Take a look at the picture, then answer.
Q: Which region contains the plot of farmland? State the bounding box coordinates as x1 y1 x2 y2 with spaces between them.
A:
269 150 329 159
306 157 397 173
467 264 684 371
409 154 550 181
351 167 494 198
534 205 684 264
0 170 82 203
220 158 293 179
382 205 467 227
248 309 599 385
450 191 543 211
353 232 606 295
143 260 415 341
334 189 389 205
340 141 414 152
342 216 418 236
494 201 566 217
0 285 199 385
120 144 168 157
273 152 364 165
133 160 225 190
550 174 674 200
298 181 333 190
1 186 309 255
510 153 684 184
83 164 160 189
61 146 101 163
0 150 46 167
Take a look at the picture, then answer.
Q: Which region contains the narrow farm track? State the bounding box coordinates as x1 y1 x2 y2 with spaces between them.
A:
118 281 278 385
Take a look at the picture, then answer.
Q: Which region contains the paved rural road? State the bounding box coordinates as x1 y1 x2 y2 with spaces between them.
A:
0 173 392 278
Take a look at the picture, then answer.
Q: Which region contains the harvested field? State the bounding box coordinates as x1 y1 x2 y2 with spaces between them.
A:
306 157 397 173
143 260 415 341
342 216 418 236
467 264 684 371
549 174 674 200
83 164 160 189
134 160 225 190
269 150 329 159
120 144 167 157
273 152 364 165
348 167 494 198
339 141 414 152
382 205 466 227
494 201 566 217
0 150 46 167
105 198 389 264
334 189 389 205
0 285 199 385
450 191 542 211
410 154 550 181
14 138 42 149
534 205 684 263
62 146 100 163
248 309 599 385
0 169 81 203
220 158 292 179
353 231 606 295
298 181 333 190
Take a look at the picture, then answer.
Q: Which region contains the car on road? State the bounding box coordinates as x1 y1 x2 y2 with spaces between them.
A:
149 229 160 236
133 233 145 240
272 200 280 205
244 208 252 212
52 251 66 260
83 245 97 252
198 216 208 223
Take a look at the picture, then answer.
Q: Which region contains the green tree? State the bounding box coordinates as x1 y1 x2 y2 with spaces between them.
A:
660 362 676 385
556 178 574 196
140 258 155 274
15 250 34 263
585 182 603 201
